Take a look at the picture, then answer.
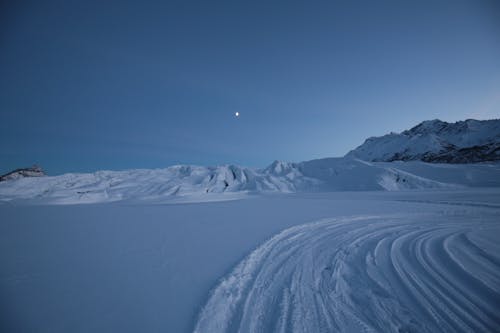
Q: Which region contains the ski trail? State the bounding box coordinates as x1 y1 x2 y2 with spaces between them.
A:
194 214 500 333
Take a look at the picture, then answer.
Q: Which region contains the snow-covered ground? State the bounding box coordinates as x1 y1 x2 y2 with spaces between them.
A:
1 189 499 332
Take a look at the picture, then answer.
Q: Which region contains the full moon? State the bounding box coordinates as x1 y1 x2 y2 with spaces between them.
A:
235 112 240 117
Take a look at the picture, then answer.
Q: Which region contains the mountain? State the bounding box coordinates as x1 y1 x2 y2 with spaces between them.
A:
0 165 45 182
2 118 500 204
346 119 500 163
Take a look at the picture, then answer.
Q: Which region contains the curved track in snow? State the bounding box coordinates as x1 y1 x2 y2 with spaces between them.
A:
194 214 500 332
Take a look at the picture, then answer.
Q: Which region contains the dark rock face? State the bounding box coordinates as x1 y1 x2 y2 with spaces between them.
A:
0 165 46 182
421 142 500 163
385 143 500 163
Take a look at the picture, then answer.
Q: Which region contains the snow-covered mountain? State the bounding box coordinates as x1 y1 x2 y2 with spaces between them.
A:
0 165 45 182
346 119 500 163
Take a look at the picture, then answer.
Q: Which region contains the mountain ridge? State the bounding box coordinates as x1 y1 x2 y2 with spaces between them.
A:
0 165 45 182
346 118 500 163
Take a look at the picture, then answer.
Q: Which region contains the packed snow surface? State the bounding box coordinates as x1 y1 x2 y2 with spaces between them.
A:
195 214 500 332
1 190 499 332
1 158 500 204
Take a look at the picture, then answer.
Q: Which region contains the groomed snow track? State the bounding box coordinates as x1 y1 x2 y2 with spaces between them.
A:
194 214 500 332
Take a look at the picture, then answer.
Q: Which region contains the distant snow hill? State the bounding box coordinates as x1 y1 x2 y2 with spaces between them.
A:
1 158 499 204
346 119 500 163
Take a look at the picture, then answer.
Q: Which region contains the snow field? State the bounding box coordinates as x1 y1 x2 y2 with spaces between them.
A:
1 190 499 332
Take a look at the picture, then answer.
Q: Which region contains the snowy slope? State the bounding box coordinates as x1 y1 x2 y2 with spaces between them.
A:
298 158 460 191
1 158 500 204
346 119 500 163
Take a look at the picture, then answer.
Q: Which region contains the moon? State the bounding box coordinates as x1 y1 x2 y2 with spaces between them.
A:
235 112 240 117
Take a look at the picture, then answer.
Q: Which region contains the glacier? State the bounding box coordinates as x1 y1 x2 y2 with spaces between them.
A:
1 158 500 204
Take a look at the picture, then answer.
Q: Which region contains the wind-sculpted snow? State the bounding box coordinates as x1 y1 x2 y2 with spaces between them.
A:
194 214 500 333
1 159 499 204
0 164 316 204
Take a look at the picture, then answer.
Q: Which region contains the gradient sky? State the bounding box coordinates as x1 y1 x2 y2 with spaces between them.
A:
1 0 500 174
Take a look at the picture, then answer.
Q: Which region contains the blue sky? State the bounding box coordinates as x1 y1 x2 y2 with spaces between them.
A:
1 0 499 174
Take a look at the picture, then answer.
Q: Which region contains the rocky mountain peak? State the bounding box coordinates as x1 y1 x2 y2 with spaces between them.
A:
0 165 46 182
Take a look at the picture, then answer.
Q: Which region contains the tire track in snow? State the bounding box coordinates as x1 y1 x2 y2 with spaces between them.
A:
194 214 500 333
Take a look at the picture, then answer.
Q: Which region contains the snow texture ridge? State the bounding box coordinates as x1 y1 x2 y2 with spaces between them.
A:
194 213 500 333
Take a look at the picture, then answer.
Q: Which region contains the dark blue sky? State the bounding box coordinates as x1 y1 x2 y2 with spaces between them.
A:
1 0 499 174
